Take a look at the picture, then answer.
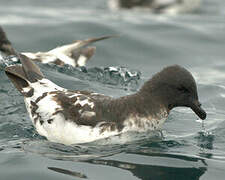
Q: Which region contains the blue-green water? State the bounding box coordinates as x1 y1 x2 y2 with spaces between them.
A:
1 0 225 179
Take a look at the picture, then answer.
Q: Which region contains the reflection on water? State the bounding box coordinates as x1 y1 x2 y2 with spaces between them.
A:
89 158 206 180
27 133 212 180
22 140 125 161
48 167 87 179
47 152 207 180
37 126 217 180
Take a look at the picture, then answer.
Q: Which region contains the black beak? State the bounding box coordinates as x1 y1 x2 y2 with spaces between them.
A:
190 100 207 120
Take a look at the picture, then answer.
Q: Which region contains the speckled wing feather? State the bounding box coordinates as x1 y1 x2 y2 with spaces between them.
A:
50 90 114 126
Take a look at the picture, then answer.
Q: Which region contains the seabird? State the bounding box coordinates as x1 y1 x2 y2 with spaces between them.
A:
108 0 201 14
0 26 114 67
5 54 206 145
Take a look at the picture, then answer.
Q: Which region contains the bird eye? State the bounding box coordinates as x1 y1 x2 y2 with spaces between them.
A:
177 86 190 93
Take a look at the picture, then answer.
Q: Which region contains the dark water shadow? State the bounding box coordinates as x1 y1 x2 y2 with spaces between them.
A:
48 167 87 179
44 138 208 180
88 158 207 180
21 131 210 180
47 151 207 180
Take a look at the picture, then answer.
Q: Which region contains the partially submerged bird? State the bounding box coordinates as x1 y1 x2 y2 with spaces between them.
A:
0 27 17 56
0 26 113 67
109 0 201 14
5 55 206 145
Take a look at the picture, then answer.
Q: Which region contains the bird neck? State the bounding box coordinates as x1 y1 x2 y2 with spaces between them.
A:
111 89 168 120
138 79 170 114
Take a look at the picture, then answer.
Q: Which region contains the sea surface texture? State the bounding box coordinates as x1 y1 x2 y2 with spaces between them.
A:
0 0 225 179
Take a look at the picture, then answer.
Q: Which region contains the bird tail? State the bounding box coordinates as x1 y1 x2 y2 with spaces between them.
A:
5 54 44 97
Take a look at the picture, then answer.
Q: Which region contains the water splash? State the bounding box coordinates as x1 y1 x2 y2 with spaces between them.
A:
196 130 214 150
0 55 142 91
42 63 141 91
195 119 215 150
0 55 20 69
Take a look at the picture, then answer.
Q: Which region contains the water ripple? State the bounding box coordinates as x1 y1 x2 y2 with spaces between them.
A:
1 55 142 91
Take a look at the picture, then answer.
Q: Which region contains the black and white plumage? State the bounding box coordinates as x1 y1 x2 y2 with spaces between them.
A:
0 26 113 67
108 0 201 14
5 55 206 145
21 36 113 67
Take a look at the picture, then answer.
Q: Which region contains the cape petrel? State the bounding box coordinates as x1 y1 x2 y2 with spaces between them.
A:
0 26 114 67
5 54 206 145
108 0 201 14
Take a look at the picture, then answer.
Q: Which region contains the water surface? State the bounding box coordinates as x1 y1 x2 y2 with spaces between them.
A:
1 0 225 179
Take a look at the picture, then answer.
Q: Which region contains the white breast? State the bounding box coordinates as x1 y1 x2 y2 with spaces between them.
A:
123 109 168 132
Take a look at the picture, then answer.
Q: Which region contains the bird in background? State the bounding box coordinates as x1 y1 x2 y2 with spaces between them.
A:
108 0 201 14
0 26 114 67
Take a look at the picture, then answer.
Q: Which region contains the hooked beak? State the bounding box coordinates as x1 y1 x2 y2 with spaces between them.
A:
190 100 207 120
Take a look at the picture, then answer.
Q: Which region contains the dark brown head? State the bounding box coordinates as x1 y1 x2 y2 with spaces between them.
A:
140 65 206 120
118 0 151 8
0 26 16 56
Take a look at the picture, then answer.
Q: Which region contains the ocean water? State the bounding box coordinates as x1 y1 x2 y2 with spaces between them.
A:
0 0 225 179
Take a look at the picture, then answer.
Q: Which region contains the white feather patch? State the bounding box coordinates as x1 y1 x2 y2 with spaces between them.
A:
77 55 87 67
74 97 94 109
